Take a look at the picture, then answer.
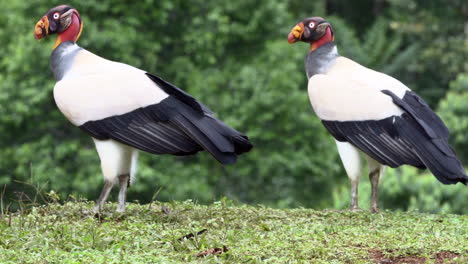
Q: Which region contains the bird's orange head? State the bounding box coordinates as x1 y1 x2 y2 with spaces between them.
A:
34 5 83 50
288 17 334 52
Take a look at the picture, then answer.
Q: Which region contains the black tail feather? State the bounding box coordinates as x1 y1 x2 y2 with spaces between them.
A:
398 116 467 185
204 115 253 155
381 90 467 185
144 72 252 163
171 104 253 165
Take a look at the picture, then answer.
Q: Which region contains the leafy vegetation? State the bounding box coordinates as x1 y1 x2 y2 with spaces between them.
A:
0 200 466 263
0 0 466 213
438 74 468 162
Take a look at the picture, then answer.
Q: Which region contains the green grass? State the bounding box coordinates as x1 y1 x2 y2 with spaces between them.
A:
0 199 466 263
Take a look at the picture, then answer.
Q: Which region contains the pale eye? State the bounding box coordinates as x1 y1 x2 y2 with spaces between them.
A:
309 22 315 28
53 12 60 20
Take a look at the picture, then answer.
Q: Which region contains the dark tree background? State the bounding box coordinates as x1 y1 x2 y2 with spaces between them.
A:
0 0 466 213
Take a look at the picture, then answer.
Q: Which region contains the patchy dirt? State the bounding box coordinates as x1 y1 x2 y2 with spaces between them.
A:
369 249 426 263
435 251 462 264
196 246 229 257
369 249 463 264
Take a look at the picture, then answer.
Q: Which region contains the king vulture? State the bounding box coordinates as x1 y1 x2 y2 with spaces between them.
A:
288 17 467 212
34 5 252 212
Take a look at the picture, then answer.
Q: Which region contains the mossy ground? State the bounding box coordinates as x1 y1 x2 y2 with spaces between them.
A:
0 200 466 263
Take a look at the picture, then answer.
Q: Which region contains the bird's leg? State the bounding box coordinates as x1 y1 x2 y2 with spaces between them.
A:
369 169 380 213
117 173 130 213
116 150 138 213
350 179 360 211
366 157 385 213
93 179 114 213
335 141 362 211
92 139 135 213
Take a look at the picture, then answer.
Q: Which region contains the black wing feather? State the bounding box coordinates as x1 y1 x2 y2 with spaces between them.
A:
145 73 213 115
323 117 424 168
80 74 252 164
322 90 467 185
382 90 450 142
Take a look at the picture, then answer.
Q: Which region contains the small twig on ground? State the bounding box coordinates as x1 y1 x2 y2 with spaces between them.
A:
147 187 163 210
177 228 208 241
0 185 6 217
13 180 49 205
161 205 171 215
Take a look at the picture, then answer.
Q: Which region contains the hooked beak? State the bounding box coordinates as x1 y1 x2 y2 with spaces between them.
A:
288 22 304 44
34 16 49 40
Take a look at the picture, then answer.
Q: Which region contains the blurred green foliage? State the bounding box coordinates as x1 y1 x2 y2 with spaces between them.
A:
438 74 468 161
0 0 466 213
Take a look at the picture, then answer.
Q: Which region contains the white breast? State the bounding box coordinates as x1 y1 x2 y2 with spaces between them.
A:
53 49 169 126
307 57 409 121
